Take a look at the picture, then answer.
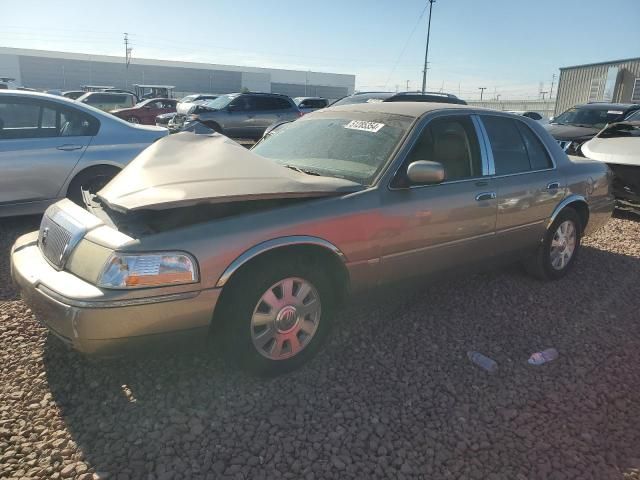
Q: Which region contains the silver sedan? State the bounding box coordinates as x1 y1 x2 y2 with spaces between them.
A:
0 90 168 217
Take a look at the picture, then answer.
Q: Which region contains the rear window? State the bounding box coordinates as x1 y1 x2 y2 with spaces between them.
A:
84 94 127 104
301 99 328 109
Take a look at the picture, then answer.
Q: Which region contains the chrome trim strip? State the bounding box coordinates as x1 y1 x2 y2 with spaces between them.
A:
471 115 491 176
382 231 495 260
496 220 545 234
216 236 346 288
547 194 587 229
37 285 201 309
473 115 496 175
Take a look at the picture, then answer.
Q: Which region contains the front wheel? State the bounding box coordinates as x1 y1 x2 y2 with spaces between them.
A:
524 207 582 280
127 116 140 124
221 260 334 375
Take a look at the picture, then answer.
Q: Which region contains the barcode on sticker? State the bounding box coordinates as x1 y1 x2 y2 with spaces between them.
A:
344 120 385 133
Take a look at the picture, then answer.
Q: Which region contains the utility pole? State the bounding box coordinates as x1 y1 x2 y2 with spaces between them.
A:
406 79 410 91
421 0 436 94
478 87 487 101
496 94 501 101
124 33 132 89
549 73 556 99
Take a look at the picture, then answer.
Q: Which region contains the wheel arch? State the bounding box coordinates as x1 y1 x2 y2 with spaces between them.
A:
211 237 350 329
63 162 122 197
548 194 589 232
215 236 349 288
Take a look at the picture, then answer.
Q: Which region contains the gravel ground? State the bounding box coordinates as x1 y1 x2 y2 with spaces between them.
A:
2 213 640 479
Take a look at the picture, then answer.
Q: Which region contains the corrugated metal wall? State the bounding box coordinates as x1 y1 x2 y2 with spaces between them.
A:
555 59 640 114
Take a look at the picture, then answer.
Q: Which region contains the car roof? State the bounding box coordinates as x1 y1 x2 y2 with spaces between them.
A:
324 101 479 118
576 103 640 110
0 89 132 121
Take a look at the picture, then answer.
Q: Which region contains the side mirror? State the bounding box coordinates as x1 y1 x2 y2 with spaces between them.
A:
406 161 445 185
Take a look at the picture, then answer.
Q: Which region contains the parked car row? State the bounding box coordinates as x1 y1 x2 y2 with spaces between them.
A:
7 94 615 374
544 102 640 210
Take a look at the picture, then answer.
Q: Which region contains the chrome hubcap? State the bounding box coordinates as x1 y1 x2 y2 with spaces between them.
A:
250 277 321 360
550 220 577 270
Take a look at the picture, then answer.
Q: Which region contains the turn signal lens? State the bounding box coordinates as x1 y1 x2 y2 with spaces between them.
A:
98 252 198 289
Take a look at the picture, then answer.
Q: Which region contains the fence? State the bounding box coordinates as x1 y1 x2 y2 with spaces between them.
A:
466 99 557 119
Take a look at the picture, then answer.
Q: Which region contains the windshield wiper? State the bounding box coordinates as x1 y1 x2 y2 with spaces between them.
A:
282 164 322 176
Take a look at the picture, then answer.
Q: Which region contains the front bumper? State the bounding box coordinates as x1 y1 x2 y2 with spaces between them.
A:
11 233 220 355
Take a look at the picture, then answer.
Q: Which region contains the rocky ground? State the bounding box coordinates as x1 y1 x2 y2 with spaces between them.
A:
2 213 640 479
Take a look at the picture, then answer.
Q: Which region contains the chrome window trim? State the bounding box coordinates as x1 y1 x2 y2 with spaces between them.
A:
475 113 558 179
385 109 490 192
471 115 492 176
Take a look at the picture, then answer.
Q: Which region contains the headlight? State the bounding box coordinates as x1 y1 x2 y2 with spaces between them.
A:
98 252 198 289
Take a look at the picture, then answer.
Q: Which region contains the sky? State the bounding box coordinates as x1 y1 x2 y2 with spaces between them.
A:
1 0 639 99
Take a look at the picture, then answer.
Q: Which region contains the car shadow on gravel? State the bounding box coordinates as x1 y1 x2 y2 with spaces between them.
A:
39 241 640 479
0 215 40 301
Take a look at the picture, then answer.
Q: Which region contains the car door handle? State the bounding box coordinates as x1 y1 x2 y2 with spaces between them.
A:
547 181 561 190
475 192 496 201
56 144 83 151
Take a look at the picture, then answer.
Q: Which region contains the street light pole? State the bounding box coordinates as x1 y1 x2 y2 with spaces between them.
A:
421 0 436 94
478 87 487 101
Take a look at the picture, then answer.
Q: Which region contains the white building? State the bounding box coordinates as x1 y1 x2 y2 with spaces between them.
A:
0 47 355 99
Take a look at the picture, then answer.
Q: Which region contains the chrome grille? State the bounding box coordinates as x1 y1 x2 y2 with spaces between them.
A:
39 214 72 268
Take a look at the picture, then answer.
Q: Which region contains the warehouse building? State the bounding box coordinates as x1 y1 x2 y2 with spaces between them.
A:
555 57 640 115
0 47 355 100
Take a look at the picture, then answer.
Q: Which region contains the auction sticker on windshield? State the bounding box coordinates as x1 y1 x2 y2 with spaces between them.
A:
344 120 385 133
608 110 624 115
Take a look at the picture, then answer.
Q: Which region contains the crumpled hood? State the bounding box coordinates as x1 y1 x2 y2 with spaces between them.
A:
544 123 599 141
98 132 363 212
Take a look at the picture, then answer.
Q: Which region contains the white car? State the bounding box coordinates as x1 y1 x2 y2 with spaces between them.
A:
506 110 548 124
582 117 640 209
0 90 168 217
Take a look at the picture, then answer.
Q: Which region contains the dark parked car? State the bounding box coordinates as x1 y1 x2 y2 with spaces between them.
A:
332 91 467 107
545 103 640 155
111 98 177 125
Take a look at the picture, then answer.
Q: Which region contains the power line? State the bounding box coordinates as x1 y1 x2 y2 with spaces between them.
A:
382 3 429 89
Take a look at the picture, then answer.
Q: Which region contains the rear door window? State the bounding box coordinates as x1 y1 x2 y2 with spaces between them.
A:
0 99 98 139
515 122 553 170
482 116 530 175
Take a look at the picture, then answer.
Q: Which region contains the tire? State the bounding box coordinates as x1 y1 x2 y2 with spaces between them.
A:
127 116 140 124
524 207 582 280
66 166 120 206
220 257 335 375
203 121 222 134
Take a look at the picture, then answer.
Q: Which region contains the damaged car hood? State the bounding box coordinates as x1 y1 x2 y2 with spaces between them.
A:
98 133 364 211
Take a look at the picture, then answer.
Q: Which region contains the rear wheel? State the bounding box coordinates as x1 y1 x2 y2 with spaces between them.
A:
524 207 582 280
220 259 334 375
66 165 120 206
